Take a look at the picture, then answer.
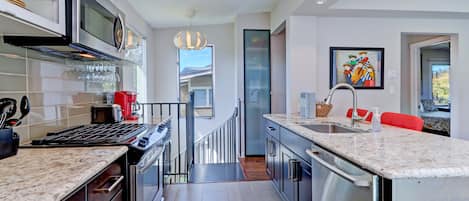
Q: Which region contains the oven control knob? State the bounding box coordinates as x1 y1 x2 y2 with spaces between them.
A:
138 138 148 147
157 125 166 132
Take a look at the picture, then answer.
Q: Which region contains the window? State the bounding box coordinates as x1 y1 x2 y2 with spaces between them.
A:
431 64 450 105
178 45 214 117
193 88 213 108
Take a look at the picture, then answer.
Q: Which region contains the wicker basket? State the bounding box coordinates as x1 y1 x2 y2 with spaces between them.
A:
316 103 333 117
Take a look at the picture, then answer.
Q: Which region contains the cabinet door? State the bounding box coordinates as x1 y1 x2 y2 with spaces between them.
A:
265 135 273 176
298 159 312 201
281 146 297 201
0 0 66 36
244 29 271 156
272 139 280 189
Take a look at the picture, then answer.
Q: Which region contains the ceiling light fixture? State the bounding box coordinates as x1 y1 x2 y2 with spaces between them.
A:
316 0 326 5
173 9 208 50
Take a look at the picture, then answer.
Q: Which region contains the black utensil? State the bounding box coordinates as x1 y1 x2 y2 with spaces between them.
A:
4 96 29 128
0 98 17 119
18 96 30 120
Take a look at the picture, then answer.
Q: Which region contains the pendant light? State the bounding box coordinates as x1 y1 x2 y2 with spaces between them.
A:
173 9 208 50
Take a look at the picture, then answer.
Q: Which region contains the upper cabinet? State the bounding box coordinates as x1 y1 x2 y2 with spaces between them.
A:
0 0 66 37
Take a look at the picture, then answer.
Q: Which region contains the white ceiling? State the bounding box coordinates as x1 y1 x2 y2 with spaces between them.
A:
128 0 279 28
295 0 469 18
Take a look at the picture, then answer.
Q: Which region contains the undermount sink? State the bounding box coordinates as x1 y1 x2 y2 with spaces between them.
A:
300 123 369 134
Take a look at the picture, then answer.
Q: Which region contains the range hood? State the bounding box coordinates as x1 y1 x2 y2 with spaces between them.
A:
3 0 126 61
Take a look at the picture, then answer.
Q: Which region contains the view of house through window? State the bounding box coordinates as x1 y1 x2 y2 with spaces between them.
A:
432 64 450 105
178 45 214 117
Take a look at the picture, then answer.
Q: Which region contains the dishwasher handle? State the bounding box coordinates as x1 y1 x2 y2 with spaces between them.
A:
306 149 372 188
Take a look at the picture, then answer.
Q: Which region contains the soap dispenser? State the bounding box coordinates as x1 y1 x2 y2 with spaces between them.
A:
371 107 382 132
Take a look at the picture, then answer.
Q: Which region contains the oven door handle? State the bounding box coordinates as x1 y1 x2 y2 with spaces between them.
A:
306 149 371 187
136 146 165 173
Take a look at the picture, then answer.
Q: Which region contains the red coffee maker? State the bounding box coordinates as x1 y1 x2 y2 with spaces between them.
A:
114 91 139 120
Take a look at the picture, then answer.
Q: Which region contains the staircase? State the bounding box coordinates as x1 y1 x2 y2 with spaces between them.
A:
194 107 239 164
138 95 241 184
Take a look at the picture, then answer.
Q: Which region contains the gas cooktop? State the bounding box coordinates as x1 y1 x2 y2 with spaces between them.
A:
31 124 149 146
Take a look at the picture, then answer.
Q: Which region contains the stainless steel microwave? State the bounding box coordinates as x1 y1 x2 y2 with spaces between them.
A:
4 0 126 60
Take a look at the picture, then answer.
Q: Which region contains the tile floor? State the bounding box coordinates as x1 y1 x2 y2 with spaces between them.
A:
164 181 283 201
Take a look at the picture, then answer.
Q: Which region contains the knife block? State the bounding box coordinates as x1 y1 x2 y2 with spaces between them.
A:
0 128 19 160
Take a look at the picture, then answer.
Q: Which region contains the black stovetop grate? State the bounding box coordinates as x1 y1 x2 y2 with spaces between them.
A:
31 124 148 145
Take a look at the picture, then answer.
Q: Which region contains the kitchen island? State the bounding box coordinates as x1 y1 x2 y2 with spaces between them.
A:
264 114 469 201
0 146 128 201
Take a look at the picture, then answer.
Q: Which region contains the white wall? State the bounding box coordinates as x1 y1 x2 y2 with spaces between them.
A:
111 0 154 102
152 23 236 138
284 16 469 139
271 31 286 113
285 16 318 114
234 13 271 157
270 0 304 33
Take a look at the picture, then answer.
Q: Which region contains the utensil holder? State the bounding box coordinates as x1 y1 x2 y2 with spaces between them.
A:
0 128 19 160
316 104 333 117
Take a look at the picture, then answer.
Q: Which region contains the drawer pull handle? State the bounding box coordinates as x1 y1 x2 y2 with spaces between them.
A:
94 175 124 193
267 126 276 131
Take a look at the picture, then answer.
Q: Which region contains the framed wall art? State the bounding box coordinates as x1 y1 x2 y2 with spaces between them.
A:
330 47 384 89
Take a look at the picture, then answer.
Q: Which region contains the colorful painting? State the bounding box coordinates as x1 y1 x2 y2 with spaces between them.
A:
330 47 384 89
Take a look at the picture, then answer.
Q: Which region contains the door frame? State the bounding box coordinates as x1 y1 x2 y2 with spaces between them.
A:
243 29 272 157
409 36 450 115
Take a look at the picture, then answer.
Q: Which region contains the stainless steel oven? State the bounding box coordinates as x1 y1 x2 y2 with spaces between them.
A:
306 145 379 201
130 144 165 201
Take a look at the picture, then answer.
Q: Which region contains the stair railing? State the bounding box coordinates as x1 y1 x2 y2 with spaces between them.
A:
194 107 239 164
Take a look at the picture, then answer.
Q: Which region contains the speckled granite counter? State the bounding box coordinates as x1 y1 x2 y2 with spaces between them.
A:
264 114 469 179
0 146 128 201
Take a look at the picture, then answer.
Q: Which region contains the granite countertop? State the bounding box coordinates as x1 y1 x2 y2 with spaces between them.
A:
0 146 128 201
264 114 469 180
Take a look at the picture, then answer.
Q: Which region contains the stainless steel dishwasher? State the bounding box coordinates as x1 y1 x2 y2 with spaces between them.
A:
306 145 380 201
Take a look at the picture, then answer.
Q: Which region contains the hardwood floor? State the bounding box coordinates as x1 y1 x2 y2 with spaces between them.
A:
238 157 270 181
164 181 282 201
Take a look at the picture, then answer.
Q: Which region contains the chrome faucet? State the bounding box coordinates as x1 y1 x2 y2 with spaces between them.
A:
325 83 369 128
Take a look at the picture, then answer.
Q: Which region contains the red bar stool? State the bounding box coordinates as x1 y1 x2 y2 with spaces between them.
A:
346 108 373 121
381 112 424 131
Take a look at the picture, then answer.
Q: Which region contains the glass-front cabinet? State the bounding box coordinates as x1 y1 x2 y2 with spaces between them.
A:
0 0 66 36
244 29 271 156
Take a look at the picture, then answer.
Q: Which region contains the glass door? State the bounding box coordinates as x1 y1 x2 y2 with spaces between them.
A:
244 30 271 156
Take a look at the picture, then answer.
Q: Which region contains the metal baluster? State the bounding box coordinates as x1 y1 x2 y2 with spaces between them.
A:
222 125 225 163
217 128 221 163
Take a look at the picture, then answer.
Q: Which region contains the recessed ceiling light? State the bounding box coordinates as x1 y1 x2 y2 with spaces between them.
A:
316 0 326 5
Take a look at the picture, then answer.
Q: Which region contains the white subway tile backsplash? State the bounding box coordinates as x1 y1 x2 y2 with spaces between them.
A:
0 56 26 75
0 41 119 142
0 75 27 91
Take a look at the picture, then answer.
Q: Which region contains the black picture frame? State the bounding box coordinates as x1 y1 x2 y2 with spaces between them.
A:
330 47 385 89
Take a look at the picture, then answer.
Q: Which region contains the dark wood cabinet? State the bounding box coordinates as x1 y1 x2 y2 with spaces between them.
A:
65 187 86 201
64 155 126 201
88 163 124 201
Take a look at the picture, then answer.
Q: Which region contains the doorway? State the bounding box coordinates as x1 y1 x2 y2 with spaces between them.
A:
409 35 452 136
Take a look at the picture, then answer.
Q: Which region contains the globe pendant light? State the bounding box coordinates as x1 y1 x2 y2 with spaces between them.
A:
173 9 208 50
